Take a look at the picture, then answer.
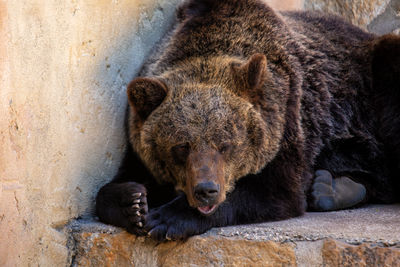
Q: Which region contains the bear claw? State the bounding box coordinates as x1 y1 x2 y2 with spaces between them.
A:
116 184 148 235
143 195 213 242
132 193 141 198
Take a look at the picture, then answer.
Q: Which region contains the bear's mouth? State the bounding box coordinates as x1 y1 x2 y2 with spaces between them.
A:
197 205 217 215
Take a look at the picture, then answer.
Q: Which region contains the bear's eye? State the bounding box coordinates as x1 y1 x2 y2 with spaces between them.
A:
219 142 233 154
171 143 190 164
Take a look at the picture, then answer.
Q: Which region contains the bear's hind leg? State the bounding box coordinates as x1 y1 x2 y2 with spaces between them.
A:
310 170 366 211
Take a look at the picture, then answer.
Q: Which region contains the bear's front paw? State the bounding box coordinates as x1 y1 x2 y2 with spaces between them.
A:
144 196 208 241
123 192 148 235
97 182 149 235
311 170 366 211
116 183 148 235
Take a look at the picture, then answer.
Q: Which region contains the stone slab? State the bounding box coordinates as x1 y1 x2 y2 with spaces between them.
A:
212 204 400 245
69 205 400 266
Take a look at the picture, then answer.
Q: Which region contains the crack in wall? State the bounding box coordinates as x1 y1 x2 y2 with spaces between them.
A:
14 191 21 215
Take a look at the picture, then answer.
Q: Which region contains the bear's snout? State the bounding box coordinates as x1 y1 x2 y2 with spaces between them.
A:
194 181 220 204
184 149 226 214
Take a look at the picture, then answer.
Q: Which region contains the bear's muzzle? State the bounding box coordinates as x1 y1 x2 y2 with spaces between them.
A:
185 149 226 215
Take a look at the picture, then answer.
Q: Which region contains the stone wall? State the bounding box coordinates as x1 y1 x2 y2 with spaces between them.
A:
304 0 400 34
265 0 304 10
0 0 398 266
0 1 183 266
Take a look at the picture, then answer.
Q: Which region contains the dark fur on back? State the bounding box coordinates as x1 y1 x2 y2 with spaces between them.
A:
96 0 400 241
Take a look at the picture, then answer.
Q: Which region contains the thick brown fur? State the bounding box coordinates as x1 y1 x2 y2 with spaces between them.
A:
96 0 400 241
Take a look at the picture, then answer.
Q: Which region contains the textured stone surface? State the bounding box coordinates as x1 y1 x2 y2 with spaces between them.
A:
72 231 296 267
70 219 299 266
304 0 392 31
71 223 297 266
322 239 400 267
70 205 400 267
264 0 304 10
157 237 296 266
212 205 400 245
368 0 400 34
0 0 183 266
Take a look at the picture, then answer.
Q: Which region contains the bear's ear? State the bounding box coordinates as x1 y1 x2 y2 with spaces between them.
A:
177 0 218 21
127 77 167 121
231 53 268 92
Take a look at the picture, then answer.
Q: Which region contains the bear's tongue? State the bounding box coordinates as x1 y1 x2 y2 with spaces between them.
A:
197 205 217 215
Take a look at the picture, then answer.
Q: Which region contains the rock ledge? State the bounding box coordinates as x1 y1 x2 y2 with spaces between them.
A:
68 205 400 266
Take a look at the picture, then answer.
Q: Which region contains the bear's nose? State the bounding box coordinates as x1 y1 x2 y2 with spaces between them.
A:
194 182 219 204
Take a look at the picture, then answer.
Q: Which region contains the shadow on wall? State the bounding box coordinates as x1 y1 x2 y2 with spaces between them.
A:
72 0 184 219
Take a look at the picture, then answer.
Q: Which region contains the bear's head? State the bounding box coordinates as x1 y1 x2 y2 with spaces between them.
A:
127 54 287 215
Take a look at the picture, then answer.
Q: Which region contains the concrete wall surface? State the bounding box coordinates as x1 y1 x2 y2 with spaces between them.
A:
304 0 400 34
0 0 183 266
0 0 398 266
264 0 304 10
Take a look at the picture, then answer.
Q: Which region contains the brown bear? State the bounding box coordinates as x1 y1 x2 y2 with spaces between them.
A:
96 0 400 241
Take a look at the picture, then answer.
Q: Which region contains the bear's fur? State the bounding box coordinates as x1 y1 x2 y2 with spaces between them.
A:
96 0 400 241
